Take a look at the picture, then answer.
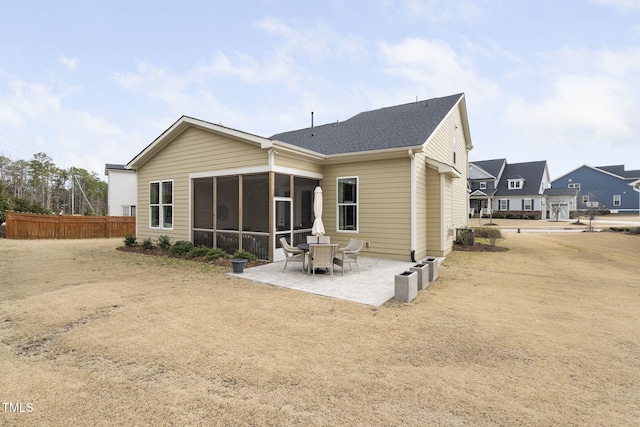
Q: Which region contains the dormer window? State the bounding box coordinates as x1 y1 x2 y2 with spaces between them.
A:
508 179 524 190
479 182 487 190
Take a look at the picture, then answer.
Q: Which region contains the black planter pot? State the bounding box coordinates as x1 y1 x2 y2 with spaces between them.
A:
231 258 247 273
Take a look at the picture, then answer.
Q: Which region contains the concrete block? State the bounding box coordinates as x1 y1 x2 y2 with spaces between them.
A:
394 271 418 302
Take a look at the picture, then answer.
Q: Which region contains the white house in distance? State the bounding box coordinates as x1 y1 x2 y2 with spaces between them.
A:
105 164 137 217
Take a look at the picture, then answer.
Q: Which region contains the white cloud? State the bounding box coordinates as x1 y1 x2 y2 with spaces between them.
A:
504 46 640 149
592 0 640 10
378 37 499 102
256 16 367 61
59 55 78 71
381 0 483 25
0 75 126 173
193 52 294 84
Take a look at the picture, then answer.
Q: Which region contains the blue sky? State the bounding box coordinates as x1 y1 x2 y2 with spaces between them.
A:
1 0 639 179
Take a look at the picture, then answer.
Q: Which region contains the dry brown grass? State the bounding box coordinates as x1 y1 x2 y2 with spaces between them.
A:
1 230 639 426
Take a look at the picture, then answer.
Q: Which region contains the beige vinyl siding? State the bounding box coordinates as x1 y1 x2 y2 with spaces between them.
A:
423 103 470 256
426 167 443 255
322 157 412 261
452 143 469 228
137 127 268 242
274 154 322 175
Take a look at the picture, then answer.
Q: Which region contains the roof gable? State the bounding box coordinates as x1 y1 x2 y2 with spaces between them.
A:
552 164 637 182
595 165 640 180
270 93 467 155
126 116 274 169
495 160 547 196
469 158 506 180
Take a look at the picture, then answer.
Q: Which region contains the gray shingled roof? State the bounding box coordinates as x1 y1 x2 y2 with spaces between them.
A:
105 164 126 170
470 158 505 178
494 161 547 196
544 187 577 196
270 93 463 155
596 165 640 180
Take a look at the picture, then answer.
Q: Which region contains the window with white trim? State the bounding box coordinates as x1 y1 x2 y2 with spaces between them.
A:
508 179 524 189
613 195 621 206
499 199 509 210
479 181 487 190
453 138 457 164
122 205 137 216
582 195 589 204
150 180 173 229
337 177 358 231
523 199 533 210
568 183 580 190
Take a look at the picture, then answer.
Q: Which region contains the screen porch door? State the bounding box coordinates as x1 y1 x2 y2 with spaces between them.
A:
273 198 292 262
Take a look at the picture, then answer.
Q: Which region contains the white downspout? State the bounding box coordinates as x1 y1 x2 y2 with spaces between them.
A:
408 149 416 261
632 183 640 222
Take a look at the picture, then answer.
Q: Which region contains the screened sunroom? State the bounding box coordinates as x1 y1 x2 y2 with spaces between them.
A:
192 172 320 261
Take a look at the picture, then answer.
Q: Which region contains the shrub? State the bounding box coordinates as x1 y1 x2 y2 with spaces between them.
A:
609 227 629 232
12 197 49 214
475 227 504 246
204 248 228 261
141 237 153 250
628 227 640 235
231 250 257 263
169 240 195 256
456 228 475 246
157 235 172 249
124 234 137 246
184 246 210 259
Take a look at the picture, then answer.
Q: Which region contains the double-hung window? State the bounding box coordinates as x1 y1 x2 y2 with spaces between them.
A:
523 199 533 210
613 195 621 206
337 177 358 231
150 180 173 229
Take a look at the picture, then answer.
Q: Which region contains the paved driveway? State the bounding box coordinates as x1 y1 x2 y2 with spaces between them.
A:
229 256 440 306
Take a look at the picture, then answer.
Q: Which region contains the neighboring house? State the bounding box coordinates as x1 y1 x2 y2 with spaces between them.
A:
551 165 640 214
105 164 137 217
468 158 506 217
469 159 577 220
123 93 473 261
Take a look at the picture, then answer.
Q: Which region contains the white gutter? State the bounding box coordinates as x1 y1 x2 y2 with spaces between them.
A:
630 180 640 221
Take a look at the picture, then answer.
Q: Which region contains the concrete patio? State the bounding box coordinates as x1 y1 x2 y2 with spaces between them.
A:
228 256 442 306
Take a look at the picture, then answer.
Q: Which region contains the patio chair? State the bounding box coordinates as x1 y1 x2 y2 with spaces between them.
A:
308 244 338 279
280 237 305 273
333 239 365 275
307 235 330 244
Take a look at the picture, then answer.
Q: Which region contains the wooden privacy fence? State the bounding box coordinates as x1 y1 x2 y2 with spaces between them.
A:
5 212 136 239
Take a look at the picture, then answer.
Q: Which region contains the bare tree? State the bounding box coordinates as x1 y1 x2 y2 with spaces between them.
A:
577 191 602 232
549 199 569 222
